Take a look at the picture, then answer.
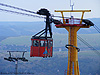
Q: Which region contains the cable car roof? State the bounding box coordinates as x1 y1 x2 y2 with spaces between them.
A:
31 36 53 40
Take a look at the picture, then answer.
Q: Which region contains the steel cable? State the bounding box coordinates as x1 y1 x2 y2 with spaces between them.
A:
77 35 100 57
0 3 36 14
0 8 45 19
93 25 100 33
0 3 82 20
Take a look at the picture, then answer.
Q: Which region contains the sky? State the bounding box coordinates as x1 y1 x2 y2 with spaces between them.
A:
0 0 100 21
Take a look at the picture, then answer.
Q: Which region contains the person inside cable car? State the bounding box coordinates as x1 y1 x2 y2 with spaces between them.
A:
34 40 39 47
40 41 45 47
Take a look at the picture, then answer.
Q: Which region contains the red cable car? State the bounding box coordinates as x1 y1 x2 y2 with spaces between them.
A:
30 8 53 58
30 37 53 57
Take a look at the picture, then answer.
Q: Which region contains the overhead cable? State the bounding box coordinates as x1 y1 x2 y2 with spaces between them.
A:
0 3 37 14
93 25 100 33
77 35 100 57
0 3 68 19
0 3 82 20
0 8 45 19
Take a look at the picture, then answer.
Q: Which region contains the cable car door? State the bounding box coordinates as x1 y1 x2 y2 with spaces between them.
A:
47 40 53 57
43 40 48 57
32 40 39 57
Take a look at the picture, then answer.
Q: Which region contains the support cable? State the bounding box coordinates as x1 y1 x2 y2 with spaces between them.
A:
0 2 94 24
0 3 83 20
0 3 68 19
0 8 45 19
93 25 100 33
77 35 100 57
0 3 37 14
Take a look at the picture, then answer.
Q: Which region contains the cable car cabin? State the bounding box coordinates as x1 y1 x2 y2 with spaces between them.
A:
30 9 53 58
30 37 53 58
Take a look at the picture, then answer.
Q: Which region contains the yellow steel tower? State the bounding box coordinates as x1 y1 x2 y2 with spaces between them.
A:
55 10 91 75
